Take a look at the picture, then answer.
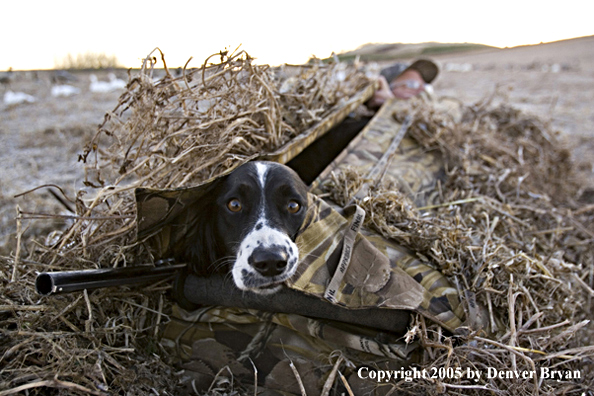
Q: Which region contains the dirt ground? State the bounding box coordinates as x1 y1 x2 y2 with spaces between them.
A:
1 70 127 252
1 36 593 253
431 35 594 173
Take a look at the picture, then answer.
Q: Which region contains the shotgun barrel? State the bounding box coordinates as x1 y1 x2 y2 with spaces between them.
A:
35 264 186 296
181 273 410 335
37 266 411 335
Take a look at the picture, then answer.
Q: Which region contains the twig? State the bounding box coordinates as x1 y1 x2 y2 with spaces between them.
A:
572 273 594 296
321 354 344 396
18 211 134 221
475 336 539 396
13 183 73 200
249 358 258 396
520 319 571 335
507 274 519 373
443 383 502 393
83 289 94 333
338 370 355 396
154 293 164 338
0 379 105 396
536 345 594 363
417 197 482 211
0 305 49 311
207 366 234 394
530 226 573 235
11 206 22 282
288 359 307 396
574 203 594 215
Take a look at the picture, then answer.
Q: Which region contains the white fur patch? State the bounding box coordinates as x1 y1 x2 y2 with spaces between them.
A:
231 162 299 293
232 224 299 293
255 162 269 190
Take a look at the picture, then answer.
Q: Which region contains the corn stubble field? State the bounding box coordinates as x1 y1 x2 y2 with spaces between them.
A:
1 37 593 395
2 37 593 255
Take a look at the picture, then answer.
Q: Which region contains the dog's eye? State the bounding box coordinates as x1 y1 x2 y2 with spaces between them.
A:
287 200 301 214
227 199 242 212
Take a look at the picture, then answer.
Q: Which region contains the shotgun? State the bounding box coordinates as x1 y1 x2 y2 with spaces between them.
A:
35 264 411 334
35 263 186 296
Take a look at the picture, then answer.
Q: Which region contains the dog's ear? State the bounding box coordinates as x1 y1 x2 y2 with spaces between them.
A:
136 179 220 261
182 207 221 276
174 181 225 277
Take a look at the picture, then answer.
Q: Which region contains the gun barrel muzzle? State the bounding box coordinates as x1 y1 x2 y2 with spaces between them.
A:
36 264 186 296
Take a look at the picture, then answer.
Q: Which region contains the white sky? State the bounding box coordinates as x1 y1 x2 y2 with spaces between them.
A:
3 0 593 70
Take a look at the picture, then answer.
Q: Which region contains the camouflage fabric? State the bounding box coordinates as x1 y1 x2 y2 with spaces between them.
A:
261 83 377 164
149 98 474 394
311 98 449 208
162 305 420 395
289 195 465 332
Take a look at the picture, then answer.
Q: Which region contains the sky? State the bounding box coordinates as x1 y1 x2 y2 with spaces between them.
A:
3 0 593 71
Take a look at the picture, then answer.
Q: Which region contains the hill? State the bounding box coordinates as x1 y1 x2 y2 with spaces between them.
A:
337 41 496 62
338 42 495 62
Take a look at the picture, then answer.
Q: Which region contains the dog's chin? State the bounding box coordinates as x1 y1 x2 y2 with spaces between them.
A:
249 283 283 295
232 268 291 295
238 275 287 295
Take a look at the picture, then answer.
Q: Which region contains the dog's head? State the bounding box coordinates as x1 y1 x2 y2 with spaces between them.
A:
184 161 308 294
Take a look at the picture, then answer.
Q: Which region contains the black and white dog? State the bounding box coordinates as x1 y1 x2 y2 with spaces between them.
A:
182 161 309 294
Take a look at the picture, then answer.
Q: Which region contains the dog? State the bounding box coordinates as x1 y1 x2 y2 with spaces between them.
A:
181 161 309 294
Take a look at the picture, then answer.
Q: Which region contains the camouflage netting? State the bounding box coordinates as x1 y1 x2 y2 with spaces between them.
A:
321 98 594 394
0 49 373 395
1 47 593 395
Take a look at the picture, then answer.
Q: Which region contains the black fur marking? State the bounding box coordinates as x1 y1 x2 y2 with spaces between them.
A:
177 161 308 293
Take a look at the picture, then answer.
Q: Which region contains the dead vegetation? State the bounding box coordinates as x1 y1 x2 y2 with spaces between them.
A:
322 97 594 394
82 47 370 189
0 48 372 395
54 52 122 70
0 47 592 395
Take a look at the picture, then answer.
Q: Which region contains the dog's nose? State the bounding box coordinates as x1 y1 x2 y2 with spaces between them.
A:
249 247 288 277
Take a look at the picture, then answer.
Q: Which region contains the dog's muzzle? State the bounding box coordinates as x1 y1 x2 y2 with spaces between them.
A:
232 226 300 294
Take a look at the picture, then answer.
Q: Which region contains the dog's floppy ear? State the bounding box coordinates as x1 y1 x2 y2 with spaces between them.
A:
135 178 222 272
178 183 225 276
135 159 255 255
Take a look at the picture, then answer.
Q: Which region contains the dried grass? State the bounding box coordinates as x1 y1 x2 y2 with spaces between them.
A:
322 97 594 394
1 46 592 395
0 49 372 395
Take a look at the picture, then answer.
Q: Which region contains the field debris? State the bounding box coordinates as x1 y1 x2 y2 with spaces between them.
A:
322 97 593 394
0 48 372 395
0 46 593 395
81 47 370 190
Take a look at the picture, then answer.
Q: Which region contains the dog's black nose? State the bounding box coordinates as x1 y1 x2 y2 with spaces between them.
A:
249 247 288 277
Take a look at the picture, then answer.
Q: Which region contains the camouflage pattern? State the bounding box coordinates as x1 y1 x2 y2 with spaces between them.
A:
261 83 377 164
149 97 474 394
289 195 465 332
162 305 420 395
311 98 448 208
